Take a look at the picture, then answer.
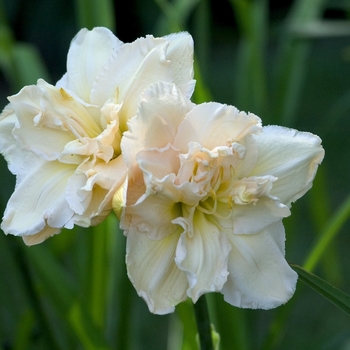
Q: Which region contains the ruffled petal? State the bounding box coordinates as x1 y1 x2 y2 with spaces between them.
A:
251 126 324 205
67 155 127 225
222 221 297 309
1 160 75 236
57 27 123 102
123 188 182 240
122 82 192 176
126 227 188 315
91 35 170 111
0 104 28 175
175 210 231 302
173 102 262 152
8 84 76 161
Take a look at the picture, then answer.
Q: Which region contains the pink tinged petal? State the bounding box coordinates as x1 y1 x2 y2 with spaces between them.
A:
136 145 204 206
126 227 188 315
137 145 180 185
251 126 325 205
222 221 297 309
1 160 75 236
175 211 231 302
163 32 195 98
122 82 191 175
173 102 262 152
58 27 123 102
22 226 61 246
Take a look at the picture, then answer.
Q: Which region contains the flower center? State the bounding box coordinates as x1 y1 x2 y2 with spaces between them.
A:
193 162 276 223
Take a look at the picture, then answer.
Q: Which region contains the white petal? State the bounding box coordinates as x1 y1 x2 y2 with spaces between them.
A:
126 227 188 314
173 102 262 152
92 36 177 130
222 221 297 309
58 27 123 102
251 126 325 205
0 104 28 175
68 155 127 224
163 32 195 98
175 211 231 302
230 196 291 235
9 84 76 160
137 145 180 191
122 82 191 176
1 160 75 236
124 188 182 240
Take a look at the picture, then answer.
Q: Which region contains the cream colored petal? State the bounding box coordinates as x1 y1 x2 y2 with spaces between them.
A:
0 104 28 175
126 226 188 314
22 226 61 246
0 104 16 152
229 197 290 234
91 35 168 105
175 211 231 302
122 82 191 176
1 160 75 236
58 27 123 102
8 84 76 160
136 145 204 206
124 190 182 240
163 32 195 98
251 126 325 205
92 37 184 131
67 155 127 220
173 102 262 152
37 80 102 138
137 145 180 185
222 221 297 309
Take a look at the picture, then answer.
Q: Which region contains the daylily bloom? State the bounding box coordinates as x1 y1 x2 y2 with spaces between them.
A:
0 27 195 245
115 82 325 314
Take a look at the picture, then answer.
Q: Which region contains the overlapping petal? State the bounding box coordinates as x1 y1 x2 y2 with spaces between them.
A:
175 210 231 302
126 226 188 314
251 126 325 205
1 160 75 236
118 81 324 313
57 27 123 103
122 82 193 177
222 221 297 309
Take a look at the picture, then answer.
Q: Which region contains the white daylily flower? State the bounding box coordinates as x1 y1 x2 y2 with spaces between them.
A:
116 82 325 314
0 27 195 245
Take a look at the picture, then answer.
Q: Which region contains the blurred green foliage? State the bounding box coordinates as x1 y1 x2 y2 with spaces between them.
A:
1 0 350 349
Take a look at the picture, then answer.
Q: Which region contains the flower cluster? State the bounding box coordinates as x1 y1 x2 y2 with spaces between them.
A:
0 27 324 313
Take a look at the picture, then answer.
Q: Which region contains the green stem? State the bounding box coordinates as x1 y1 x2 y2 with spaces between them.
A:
193 295 214 350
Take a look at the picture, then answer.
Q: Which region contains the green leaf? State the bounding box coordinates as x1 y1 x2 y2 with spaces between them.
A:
291 264 350 316
303 192 350 273
25 244 110 349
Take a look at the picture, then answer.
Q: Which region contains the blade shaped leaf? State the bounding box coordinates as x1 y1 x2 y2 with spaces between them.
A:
291 264 350 316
